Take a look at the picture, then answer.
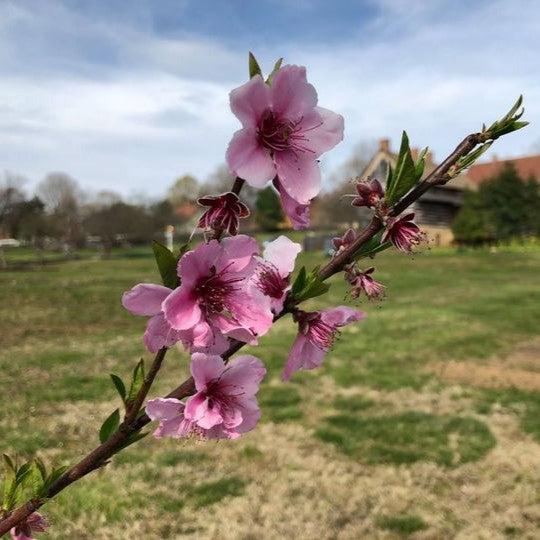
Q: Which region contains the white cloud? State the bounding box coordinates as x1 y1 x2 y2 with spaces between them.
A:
0 0 538 197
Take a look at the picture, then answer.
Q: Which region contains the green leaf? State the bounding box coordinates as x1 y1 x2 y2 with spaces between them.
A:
15 463 32 486
117 431 150 452
99 409 120 443
110 374 127 405
2 456 16 511
127 359 145 406
352 232 392 260
266 57 283 84
2 454 15 474
152 241 178 289
38 465 69 497
291 266 331 303
248 51 262 79
385 131 420 204
291 266 307 297
485 95 528 140
34 458 47 482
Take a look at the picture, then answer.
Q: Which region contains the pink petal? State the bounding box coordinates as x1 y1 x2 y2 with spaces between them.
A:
220 354 266 397
226 127 276 188
275 149 321 204
146 397 184 422
270 64 318 120
153 416 186 438
263 235 302 277
185 392 223 429
143 313 182 352
190 353 225 391
122 283 172 316
162 286 201 331
275 178 310 230
178 242 222 286
321 306 366 328
282 333 327 381
229 74 271 127
219 234 260 273
300 107 344 156
231 397 261 436
227 290 274 337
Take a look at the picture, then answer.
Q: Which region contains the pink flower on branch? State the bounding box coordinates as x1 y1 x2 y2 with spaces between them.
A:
383 212 425 252
163 235 273 347
282 307 365 380
352 178 384 208
147 353 266 440
253 235 302 313
226 64 344 217
10 512 48 540
122 284 228 354
184 353 266 438
197 192 250 236
346 266 385 300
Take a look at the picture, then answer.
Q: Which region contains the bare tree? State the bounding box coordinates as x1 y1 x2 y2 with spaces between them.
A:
36 173 84 247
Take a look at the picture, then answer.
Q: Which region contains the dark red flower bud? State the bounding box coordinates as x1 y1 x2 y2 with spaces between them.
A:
352 178 384 208
382 212 425 252
197 192 250 236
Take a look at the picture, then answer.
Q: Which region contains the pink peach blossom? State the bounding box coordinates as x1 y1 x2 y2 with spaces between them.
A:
10 512 48 540
122 284 228 354
253 235 302 313
347 266 385 300
383 212 425 252
163 235 273 347
184 353 266 438
282 307 365 380
226 64 343 210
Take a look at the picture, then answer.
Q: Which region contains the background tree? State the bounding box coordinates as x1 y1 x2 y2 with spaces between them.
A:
254 186 284 231
37 173 84 248
453 163 540 244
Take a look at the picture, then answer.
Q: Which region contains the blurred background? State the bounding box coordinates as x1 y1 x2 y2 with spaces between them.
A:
1 1 539 538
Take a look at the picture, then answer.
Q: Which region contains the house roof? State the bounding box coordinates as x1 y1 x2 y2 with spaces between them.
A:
468 155 540 185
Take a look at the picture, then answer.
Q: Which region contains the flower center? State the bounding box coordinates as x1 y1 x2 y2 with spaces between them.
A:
194 265 242 316
308 317 337 349
257 109 318 156
254 263 288 299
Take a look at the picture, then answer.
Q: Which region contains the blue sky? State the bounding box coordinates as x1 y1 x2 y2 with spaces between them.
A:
1 0 539 198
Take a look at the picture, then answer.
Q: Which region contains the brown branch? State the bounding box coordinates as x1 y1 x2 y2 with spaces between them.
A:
0 130 491 536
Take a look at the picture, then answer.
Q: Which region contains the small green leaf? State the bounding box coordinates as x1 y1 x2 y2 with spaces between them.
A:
266 57 283 84
353 232 392 260
291 266 331 303
110 374 127 405
99 409 120 443
291 266 307 297
127 359 146 406
152 241 178 289
34 458 47 482
38 465 69 497
248 52 262 79
3 454 15 474
117 431 150 452
15 463 32 486
385 131 420 204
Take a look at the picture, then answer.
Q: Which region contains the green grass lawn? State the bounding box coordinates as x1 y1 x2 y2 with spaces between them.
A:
1 245 540 538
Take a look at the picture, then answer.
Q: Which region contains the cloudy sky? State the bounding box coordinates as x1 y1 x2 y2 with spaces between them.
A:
1 0 539 198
